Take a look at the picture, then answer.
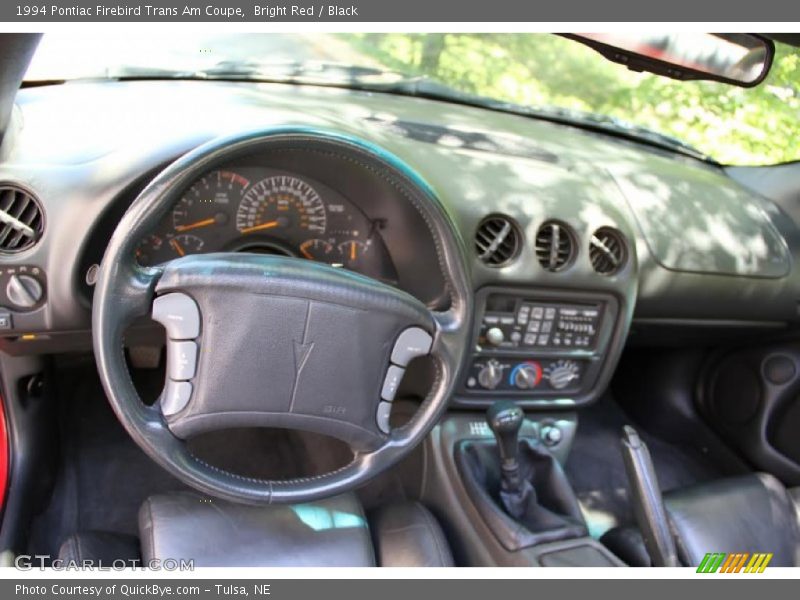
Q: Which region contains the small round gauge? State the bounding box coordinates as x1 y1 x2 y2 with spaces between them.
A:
167 234 205 258
135 234 163 266
299 238 335 261
172 170 247 233
236 176 327 237
337 239 370 269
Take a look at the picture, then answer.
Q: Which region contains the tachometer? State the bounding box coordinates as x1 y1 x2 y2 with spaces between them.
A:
172 170 248 233
236 176 327 237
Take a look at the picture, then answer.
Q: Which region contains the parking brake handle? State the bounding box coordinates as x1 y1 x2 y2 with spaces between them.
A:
620 425 679 567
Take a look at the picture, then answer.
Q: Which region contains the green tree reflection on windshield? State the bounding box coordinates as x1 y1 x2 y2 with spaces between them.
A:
342 34 800 166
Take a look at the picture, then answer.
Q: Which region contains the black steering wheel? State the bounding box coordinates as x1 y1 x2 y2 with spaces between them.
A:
92 129 472 504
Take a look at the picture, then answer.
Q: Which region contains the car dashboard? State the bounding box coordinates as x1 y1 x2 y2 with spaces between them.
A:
0 79 797 410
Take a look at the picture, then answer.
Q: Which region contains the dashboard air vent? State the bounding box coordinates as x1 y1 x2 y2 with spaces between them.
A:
475 215 521 267
535 221 575 272
0 185 44 253
589 227 627 275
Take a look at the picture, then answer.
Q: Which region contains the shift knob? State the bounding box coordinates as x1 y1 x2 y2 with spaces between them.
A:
486 401 524 492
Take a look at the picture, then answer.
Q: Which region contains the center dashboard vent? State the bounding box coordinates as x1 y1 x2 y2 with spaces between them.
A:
0 185 44 253
535 220 575 272
589 227 627 275
475 215 521 267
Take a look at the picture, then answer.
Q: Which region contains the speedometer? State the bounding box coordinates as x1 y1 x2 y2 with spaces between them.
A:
236 176 327 237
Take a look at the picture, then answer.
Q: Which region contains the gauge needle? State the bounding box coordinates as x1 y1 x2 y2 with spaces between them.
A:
170 238 186 257
175 217 216 232
350 243 357 261
240 220 280 235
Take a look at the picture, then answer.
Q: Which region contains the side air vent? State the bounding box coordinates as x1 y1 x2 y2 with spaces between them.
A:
535 220 575 272
589 227 627 275
0 185 44 253
475 215 521 267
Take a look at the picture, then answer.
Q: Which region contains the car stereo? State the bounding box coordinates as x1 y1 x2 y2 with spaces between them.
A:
479 295 603 350
457 287 621 406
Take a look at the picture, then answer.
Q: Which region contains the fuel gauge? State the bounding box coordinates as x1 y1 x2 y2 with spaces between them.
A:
167 234 205 258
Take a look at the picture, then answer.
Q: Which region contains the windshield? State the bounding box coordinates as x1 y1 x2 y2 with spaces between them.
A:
24 33 800 166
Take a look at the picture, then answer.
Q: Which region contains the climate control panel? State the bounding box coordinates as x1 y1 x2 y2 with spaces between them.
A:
465 357 583 394
457 287 620 405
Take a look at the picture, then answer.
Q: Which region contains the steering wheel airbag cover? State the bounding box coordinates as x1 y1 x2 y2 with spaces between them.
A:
157 253 434 451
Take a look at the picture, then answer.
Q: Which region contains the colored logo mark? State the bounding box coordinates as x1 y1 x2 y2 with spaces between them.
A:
696 552 773 573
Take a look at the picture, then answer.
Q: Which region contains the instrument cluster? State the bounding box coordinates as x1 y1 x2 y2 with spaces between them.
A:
135 167 398 284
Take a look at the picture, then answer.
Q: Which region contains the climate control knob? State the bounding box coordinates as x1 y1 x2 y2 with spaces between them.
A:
477 359 503 390
511 361 542 390
545 360 580 390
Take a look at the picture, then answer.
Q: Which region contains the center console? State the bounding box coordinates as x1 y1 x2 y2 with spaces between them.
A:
419 285 631 566
420 408 624 567
456 286 624 408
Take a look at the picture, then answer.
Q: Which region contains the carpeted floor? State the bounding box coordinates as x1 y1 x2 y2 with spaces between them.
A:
564 393 745 538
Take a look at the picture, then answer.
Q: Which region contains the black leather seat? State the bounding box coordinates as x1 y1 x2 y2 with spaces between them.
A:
602 473 800 567
59 492 454 567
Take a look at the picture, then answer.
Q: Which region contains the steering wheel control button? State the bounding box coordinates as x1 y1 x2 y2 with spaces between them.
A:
381 365 405 401
167 340 198 381
162 381 192 416
391 327 433 366
152 293 200 340
376 401 392 434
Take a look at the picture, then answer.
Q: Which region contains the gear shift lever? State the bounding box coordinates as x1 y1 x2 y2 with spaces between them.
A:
486 400 524 493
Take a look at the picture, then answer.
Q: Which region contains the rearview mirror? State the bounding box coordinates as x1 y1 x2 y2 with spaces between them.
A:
565 33 774 87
